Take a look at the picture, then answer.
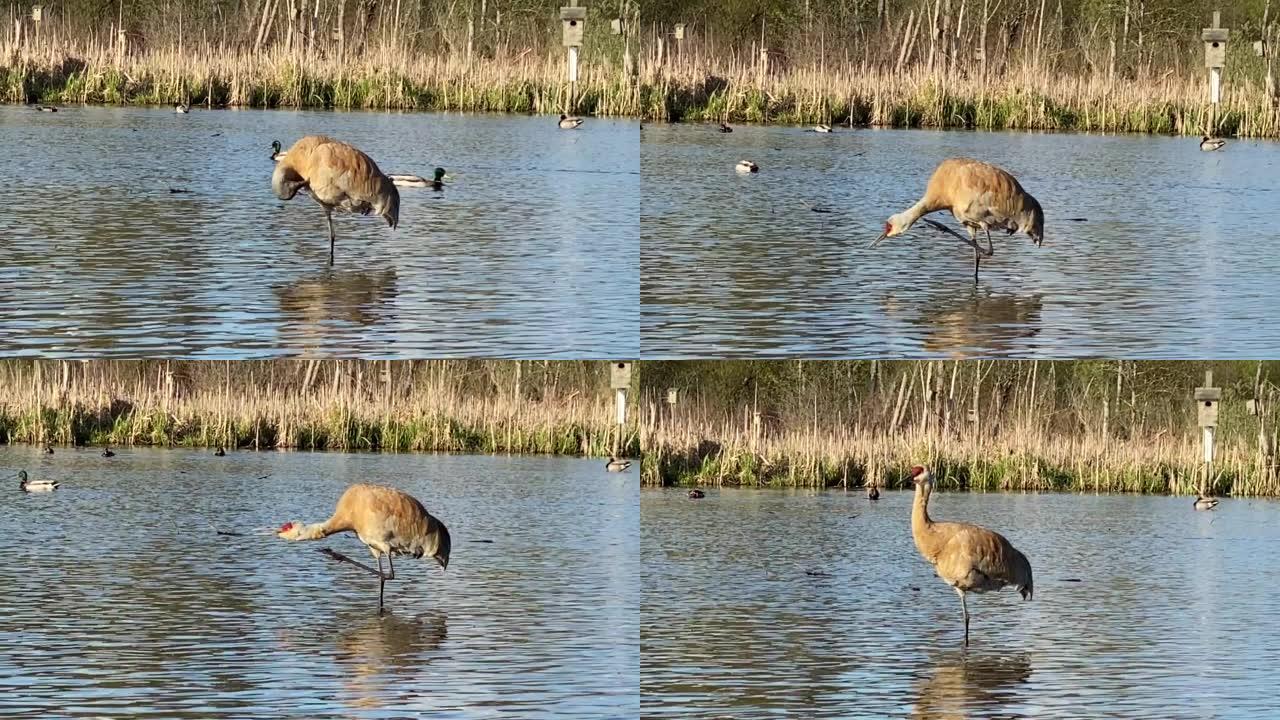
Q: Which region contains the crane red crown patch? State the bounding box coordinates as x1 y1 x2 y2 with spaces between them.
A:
910 465 925 477
279 522 294 532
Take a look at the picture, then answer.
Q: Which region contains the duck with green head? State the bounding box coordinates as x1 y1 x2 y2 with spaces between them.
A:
18 470 60 492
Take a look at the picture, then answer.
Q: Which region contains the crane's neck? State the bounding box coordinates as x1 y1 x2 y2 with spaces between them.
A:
912 482 935 537
892 199 935 234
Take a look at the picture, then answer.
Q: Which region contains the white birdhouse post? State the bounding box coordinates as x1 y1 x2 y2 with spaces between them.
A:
560 1 586 110
1202 11 1230 132
674 23 685 61
1194 371 1222 496
610 361 632 457
30 5 42 48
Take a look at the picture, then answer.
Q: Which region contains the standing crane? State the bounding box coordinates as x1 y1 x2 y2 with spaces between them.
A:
909 466 1033 646
872 158 1045 281
271 135 400 266
277 483 450 613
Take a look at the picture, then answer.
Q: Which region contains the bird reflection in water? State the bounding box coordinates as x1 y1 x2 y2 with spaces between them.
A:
333 609 448 711
881 286 1043 357
275 268 399 350
912 652 1032 720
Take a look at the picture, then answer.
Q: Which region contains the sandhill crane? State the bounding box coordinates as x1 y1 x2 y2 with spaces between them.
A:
688 489 705 499
867 483 880 501
909 466 1033 646
1200 136 1226 152
606 457 631 472
873 158 1044 281
17 471 59 492
272 135 400 266
1193 495 1219 510
814 124 833 133
719 123 733 133
175 104 190 114
736 160 759 174
559 114 584 129
277 483 450 613
102 447 115 457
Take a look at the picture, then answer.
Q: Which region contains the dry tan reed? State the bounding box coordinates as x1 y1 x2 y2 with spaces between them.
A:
3 39 639 115
0 360 637 456
642 55 1280 137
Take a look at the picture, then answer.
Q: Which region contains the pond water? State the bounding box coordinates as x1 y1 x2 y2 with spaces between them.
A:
641 124 1280 358
0 107 638 358
0 447 638 718
641 487 1280 719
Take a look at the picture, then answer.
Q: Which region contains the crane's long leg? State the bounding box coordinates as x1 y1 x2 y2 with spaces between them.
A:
955 587 970 647
325 208 336 266
375 554 397 614
969 228 981 282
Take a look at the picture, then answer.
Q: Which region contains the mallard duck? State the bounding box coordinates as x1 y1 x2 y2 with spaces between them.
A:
606 457 631 472
36 105 57 112
1200 135 1226 152
43 444 54 455
214 447 226 457
1193 495 1219 511
867 484 880 501
270 139 287 161
719 122 733 133
688 489 706 499
558 113 584 129
102 446 115 458
18 470 59 493
735 160 759 174
387 168 449 190
175 103 190 114
814 124 833 133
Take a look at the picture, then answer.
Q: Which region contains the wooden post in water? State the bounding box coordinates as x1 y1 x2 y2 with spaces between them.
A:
1202 11 1230 134
1195 371 1221 497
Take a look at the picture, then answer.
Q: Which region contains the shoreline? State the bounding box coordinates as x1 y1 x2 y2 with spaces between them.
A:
3 47 640 116
1 441 629 459
0 360 638 457
641 63 1280 138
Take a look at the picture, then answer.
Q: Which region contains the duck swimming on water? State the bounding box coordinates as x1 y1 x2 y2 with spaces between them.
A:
1193 495 1219 511
606 457 632 472
1200 135 1226 152
559 114 585 129
18 471 60 492
736 160 759 174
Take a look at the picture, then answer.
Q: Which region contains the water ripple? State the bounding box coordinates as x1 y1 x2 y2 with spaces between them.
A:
0 448 640 718
0 108 639 358
641 487 1280 718
641 125 1280 358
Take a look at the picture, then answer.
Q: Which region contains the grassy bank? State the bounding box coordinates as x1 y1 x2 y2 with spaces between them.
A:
0 360 638 456
642 60 1280 137
642 361 1280 496
2 43 639 115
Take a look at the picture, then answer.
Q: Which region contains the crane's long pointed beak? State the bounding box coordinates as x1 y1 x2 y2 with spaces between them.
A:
870 232 889 249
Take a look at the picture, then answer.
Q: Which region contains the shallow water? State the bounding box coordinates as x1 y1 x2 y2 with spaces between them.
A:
641 124 1280 358
0 447 639 718
641 487 1280 719
0 107 638 358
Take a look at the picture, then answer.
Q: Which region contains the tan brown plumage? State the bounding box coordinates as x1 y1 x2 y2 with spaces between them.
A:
271 135 400 266
909 466 1032 646
873 157 1044 281
278 483 450 612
